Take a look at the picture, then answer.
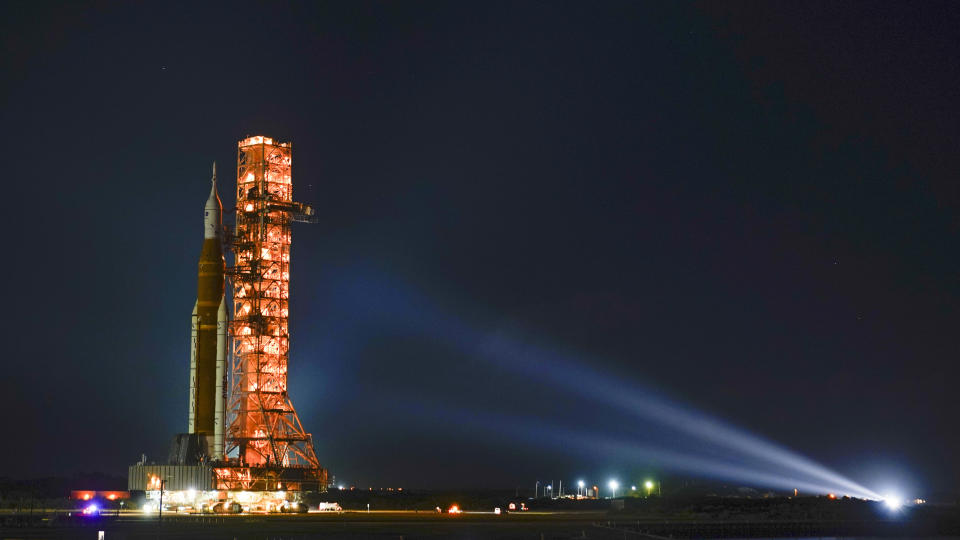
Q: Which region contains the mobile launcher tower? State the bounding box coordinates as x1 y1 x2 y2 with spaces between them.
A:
129 136 326 513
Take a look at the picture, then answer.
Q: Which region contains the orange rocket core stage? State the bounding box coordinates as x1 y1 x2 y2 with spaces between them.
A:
194 233 224 434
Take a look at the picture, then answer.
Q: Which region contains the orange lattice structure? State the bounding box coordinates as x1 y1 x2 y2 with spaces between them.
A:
221 135 325 490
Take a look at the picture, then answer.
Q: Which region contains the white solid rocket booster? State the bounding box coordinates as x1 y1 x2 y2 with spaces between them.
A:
213 297 227 460
188 301 198 433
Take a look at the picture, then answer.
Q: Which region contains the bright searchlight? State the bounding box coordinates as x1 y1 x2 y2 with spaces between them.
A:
883 494 904 511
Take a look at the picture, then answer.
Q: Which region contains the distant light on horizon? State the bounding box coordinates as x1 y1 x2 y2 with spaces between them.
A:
883 494 904 511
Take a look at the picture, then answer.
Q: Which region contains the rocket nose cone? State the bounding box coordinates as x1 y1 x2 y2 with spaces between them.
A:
204 164 222 239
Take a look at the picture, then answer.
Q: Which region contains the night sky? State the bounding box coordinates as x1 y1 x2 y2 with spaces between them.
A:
2 2 958 494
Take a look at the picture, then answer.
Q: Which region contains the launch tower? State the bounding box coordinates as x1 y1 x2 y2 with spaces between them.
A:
129 136 325 509
218 135 325 491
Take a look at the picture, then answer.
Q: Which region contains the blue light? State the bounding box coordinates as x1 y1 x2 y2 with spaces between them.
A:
476 335 882 499
408 401 877 498
327 272 894 501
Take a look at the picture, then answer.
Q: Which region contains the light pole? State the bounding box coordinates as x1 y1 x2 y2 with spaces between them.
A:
608 480 619 499
158 479 166 524
157 476 170 525
577 480 585 498
645 480 655 498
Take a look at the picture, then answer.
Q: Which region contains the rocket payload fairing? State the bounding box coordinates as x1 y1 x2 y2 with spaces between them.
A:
187 163 228 460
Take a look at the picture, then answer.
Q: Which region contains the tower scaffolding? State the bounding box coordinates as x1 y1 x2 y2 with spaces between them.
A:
218 135 325 491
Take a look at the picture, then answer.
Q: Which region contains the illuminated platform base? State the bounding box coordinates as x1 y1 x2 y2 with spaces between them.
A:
129 462 326 513
142 488 308 514
129 463 326 492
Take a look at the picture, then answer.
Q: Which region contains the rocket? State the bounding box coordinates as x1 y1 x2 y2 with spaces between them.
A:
188 162 228 460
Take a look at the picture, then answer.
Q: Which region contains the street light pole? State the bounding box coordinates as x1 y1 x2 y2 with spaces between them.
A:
158 479 166 524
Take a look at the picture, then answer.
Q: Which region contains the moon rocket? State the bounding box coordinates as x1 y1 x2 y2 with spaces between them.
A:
188 162 228 460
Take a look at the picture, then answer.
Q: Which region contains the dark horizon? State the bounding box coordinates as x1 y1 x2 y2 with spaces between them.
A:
1 1 958 496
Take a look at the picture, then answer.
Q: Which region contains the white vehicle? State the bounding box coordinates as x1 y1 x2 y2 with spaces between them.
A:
316 502 343 512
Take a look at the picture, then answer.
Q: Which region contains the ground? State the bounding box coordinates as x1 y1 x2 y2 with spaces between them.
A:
2 504 959 540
